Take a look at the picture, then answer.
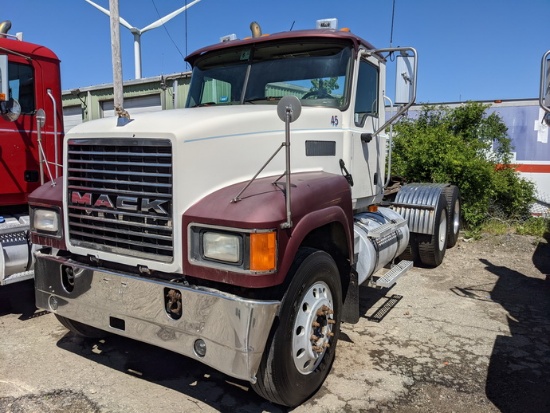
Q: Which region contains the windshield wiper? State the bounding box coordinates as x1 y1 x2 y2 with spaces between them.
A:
243 96 283 104
191 102 217 108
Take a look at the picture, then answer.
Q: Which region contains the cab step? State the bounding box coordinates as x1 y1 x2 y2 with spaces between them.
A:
373 259 413 288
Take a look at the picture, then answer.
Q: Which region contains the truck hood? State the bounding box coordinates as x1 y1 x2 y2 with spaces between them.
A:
66 104 339 141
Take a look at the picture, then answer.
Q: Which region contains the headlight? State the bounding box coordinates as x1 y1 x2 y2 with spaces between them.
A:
33 208 59 233
203 232 241 263
189 225 277 273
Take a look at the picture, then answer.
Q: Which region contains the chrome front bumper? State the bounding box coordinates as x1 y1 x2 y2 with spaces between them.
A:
34 253 280 382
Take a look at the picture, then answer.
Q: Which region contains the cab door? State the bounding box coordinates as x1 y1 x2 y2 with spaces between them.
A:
349 55 386 209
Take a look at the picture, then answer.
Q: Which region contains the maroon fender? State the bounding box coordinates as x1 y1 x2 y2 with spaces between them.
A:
28 177 66 250
182 171 353 288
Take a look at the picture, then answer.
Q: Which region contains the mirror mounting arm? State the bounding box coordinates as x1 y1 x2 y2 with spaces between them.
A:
362 47 418 139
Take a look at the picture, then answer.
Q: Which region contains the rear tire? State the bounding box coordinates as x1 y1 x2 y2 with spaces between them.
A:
418 193 448 267
400 232 419 264
55 314 106 338
251 248 342 407
443 185 460 248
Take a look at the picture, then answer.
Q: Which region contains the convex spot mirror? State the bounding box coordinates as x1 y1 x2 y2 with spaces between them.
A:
277 95 302 123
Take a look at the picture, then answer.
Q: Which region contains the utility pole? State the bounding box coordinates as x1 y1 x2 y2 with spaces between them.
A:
109 0 129 122
86 0 202 79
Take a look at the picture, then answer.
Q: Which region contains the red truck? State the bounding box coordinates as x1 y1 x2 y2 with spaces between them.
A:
0 20 63 286
29 19 459 406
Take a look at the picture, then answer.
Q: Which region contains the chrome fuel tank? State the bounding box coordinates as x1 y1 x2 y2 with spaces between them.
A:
353 207 410 285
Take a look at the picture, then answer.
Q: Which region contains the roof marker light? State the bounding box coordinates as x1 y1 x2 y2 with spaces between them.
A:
316 18 338 30
220 34 237 43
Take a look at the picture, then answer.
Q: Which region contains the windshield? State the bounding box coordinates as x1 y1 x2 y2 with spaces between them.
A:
186 41 352 109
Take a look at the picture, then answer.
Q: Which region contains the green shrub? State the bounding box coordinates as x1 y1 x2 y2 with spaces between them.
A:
516 217 550 237
392 102 536 228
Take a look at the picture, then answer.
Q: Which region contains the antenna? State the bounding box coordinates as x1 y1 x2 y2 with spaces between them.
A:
84 0 202 79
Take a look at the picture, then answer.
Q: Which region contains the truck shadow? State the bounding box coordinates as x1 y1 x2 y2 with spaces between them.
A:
481 257 550 413
0 279 43 320
532 231 550 281
358 284 402 323
55 332 289 412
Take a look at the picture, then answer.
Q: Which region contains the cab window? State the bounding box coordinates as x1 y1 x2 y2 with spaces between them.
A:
7 62 35 114
354 60 378 126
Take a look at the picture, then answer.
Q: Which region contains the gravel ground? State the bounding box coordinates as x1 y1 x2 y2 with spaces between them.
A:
0 233 549 412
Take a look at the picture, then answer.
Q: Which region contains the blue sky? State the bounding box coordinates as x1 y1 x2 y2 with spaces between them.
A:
5 0 549 103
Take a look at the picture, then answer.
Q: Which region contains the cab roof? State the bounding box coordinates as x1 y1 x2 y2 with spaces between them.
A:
185 28 378 68
0 37 60 63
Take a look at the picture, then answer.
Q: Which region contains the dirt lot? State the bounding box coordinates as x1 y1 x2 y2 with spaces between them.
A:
1 233 549 413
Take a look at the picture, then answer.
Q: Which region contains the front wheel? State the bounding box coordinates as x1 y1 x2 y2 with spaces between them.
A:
55 314 106 338
251 248 342 407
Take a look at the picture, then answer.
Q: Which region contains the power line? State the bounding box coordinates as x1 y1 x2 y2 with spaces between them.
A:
150 0 186 62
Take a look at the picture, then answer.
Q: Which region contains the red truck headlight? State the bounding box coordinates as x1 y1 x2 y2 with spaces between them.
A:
31 207 60 235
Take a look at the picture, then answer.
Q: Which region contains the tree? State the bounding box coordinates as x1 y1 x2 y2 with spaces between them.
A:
310 77 339 94
391 102 535 227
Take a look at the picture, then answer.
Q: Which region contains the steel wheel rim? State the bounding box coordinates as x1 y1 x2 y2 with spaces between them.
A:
452 199 460 234
292 281 335 375
438 214 447 250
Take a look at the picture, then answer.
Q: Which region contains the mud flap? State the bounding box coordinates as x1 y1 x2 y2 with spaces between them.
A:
341 267 359 324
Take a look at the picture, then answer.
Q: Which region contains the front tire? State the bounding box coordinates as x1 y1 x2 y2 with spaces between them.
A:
252 248 342 407
55 314 106 338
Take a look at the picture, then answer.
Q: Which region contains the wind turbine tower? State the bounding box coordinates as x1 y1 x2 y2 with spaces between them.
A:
85 0 202 79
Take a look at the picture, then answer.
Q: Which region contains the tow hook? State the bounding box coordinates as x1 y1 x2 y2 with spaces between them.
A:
165 288 182 319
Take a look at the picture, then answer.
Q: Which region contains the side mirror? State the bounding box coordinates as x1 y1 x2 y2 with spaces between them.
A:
0 54 21 122
395 52 416 105
539 50 550 117
0 55 8 102
1 98 20 122
366 47 417 138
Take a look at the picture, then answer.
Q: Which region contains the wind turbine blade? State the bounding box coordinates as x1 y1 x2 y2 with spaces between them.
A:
84 0 135 31
140 0 202 33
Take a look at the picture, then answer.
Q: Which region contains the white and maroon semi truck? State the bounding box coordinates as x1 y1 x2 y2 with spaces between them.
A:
29 19 459 406
0 20 63 286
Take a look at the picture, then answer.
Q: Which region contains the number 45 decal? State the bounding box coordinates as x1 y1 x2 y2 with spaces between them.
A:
331 115 339 127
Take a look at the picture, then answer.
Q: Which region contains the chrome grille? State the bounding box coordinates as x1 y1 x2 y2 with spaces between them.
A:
66 138 173 262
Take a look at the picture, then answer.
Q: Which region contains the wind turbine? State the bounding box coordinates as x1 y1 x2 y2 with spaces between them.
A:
84 0 201 79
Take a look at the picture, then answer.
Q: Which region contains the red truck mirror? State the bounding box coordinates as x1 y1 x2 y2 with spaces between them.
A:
0 55 8 102
1 97 20 122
